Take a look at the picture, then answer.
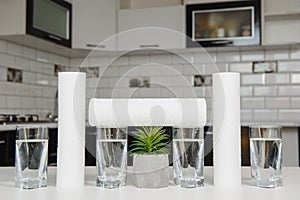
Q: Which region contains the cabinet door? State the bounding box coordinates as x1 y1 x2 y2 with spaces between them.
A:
72 0 117 50
264 0 300 14
117 6 185 51
185 0 246 4
263 0 300 45
264 17 300 45
0 131 16 166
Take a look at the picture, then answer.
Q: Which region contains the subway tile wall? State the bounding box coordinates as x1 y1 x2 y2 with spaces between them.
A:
0 40 70 119
0 38 299 124
77 45 300 124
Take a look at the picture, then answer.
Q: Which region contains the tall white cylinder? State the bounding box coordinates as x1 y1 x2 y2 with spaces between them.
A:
57 72 86 189
213 72 241 188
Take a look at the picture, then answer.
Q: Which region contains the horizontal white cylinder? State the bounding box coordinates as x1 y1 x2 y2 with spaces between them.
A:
89 98 206 128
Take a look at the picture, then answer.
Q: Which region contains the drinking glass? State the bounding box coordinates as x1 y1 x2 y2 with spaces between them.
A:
96 128 127 188
249 125 283 188
173 128 204 188
15 126 48 189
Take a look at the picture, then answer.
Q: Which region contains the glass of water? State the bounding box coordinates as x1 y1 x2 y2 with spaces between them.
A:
96 128 127 188
15 126 48 189
173 127 204 188
249 125 283 188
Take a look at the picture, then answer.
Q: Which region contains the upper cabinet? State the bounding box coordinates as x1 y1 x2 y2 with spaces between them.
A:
117 5 185 51
0 0 72 49
186 0 248 4
72 0 117 50
263 0 300 45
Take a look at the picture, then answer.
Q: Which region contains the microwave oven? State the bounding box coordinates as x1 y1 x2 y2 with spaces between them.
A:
26 0 72 48
186 0 261 47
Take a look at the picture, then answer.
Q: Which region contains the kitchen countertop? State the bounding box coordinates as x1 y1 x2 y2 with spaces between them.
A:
0 122 299 131
0 167 299 200
0 122 58 131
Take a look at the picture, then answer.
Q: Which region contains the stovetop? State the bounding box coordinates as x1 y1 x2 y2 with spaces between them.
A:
0 114 43 124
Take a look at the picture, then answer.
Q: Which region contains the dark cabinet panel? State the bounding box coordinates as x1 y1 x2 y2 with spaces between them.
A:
0 126 251 167
0 130 16 166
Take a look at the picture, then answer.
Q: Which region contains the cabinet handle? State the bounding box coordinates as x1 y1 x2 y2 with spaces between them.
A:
86 44 106 48
139 44 159 48
48 34 62 41
0 140 5 144
211 40 233 44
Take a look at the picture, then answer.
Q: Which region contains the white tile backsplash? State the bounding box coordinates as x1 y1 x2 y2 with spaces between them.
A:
0 40 7 53
129 55 150 65
6 96 22 108
0 54 15 67
0 67 6 81
241 50 265 61
217 51 240 62
14 84 29 96
22 97 36 109
139 88 161 98
240 86 253 96
22 46 36 59
279 86 300 96
151 76 172 87
0 40 69 118
279 109 300 121
254 86 277 96
253 109 278 121
241 109 252 121
291 97 300 108
194 51 216 63
204 63 228 74
242 74 265 85
0 96 6 108
229 63 252 73
172 53 194 64
36 51 49 62
265 74 290 84
171 76 192 87
7 43 22 56
111 56 129 66
265 49 289 60
150 54 172 64
291 74 300 83
0 39 300 123
266 97 290 108
278 61 300 72
242 97 265 108
183 63 204 75
290 47 300 59
88 56 109 67
15 57 30 70
0 82 15 95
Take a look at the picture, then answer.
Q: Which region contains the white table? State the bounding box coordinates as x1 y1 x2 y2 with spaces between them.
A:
0 167 299 200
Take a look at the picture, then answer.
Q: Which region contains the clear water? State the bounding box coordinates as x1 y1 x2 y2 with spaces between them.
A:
173 139 204 188
250 138 283 188
15 139 48 189
96 139 127 188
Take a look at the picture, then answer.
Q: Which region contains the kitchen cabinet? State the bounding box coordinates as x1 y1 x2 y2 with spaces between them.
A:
72 0 117 50
120 0 182 9
185 0 247 4
263 0 300 45
0 128 57 167
0 130 15 166
117 6 185 51
0 0 72 56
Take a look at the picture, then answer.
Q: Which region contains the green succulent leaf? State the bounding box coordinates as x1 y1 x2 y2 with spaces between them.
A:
130 126 170 155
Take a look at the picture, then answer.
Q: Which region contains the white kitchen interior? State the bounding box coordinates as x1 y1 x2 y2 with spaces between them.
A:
0 0 299 198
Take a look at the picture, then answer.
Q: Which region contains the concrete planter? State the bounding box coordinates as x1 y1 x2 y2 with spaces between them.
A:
133 154 169 188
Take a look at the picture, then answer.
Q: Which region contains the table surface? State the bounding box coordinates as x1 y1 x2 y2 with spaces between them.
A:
0 167 299 200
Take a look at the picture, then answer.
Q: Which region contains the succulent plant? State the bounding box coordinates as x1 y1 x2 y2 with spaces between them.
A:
130 126 170 155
